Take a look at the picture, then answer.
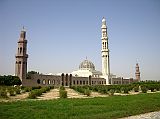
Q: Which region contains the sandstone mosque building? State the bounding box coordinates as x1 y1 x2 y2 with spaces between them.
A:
15 18 140 87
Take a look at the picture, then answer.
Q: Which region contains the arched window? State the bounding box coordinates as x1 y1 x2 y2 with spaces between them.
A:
102 42 104 49
20 47 22 54
42 79 46 85
48 80 51 84
37 79 40 84
80 81 82 85
83 81 85 85
52 80 55 85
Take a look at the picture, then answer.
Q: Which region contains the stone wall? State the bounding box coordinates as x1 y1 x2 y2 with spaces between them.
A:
22 74 137 87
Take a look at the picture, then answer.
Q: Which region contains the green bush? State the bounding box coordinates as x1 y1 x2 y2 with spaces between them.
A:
155 84 160 91
123 87 129 94
147 84 156 92
98 87 108 94
49 86 54 89
60 86 65 90
134 86 139 92
45 87 50 91
28 91 37 99
24 87 32 92
0 89 8 98
0 75 21 86
9 89 16 96
84 89 91 96
28 87 51 99
109 89 115 96
15 88 21 94
60 90 67 98
141 86 148 93
115 88 121 93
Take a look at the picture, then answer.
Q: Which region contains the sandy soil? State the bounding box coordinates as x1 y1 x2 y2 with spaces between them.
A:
0 92 29 102
37 89 60 100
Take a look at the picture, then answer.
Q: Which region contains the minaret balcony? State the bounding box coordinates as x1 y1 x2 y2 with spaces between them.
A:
18 39 27 43
15 54 28 58
101 37 108 40
101 25 107 29
101 49 109 52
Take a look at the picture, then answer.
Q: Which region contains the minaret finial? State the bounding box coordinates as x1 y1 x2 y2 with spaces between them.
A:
102 17 106 26
22 26 25 31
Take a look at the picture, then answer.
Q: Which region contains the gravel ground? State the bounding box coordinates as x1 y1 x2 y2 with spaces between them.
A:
121 111 160 119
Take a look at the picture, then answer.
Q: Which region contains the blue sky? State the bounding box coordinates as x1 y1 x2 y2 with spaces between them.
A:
0 0 160 80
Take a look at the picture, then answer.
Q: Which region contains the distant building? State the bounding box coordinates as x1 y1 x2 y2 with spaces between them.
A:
15 18 140 87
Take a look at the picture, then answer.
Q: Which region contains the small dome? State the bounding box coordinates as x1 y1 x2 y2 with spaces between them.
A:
102 17 106 26
102 17 106 22
79 59 95 70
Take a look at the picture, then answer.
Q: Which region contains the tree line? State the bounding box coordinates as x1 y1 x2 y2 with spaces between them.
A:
0 75 21 86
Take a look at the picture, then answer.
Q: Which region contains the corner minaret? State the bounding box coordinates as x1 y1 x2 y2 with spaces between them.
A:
15 27 28 81
135 63 140 81
101 17 110 77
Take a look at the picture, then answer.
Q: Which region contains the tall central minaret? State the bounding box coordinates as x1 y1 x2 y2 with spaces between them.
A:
101 17 110 77
15 27 28 81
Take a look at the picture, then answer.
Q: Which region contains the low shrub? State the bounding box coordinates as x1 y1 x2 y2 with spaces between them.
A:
0 89 8 98
45 87 50 91
115 88 121 93
98 87 108 94
84 88 91 96
9 89 16 96
141 86 148 93
28 92 37 99
60 90 67 98
28 87 51 99
60 86 65 90
134 86 139 92
49 86 54 89
15 88 21 94
24 87 32 92
122 87 129 94
109 89 115 96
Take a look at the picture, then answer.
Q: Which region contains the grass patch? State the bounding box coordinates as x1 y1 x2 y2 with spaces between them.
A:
0 93 160 119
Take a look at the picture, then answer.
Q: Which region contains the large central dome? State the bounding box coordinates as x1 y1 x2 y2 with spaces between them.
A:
79 59 95 70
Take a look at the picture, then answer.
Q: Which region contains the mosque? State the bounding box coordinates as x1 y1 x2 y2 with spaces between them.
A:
15 18 140 87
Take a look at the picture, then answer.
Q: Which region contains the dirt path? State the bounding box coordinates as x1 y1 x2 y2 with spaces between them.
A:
37 88 59 100
0 92 29 102
9 92 29 101
65 88 87 98
120 111 160 119
90 91 108 97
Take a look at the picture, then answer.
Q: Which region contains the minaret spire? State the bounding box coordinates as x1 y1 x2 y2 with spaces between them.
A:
135 63 140 81
15 27 28 81
101 17 110 83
